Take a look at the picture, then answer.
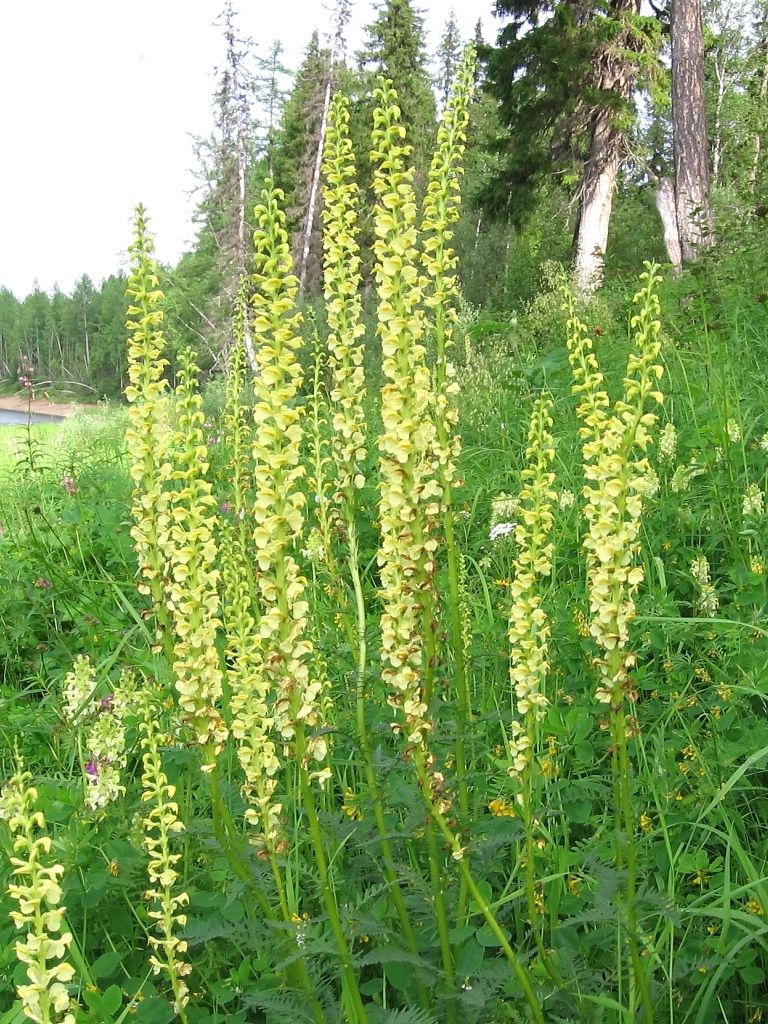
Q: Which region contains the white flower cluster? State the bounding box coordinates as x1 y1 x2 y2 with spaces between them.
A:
743 483 765 518
726 418 742 443
670 459 706 494
690 554 719 617
658 422 677 464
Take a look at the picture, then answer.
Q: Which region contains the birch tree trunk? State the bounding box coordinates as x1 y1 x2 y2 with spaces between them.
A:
654 175 683 271
671 0 714 261
574 110 624 294
299 79 332 295
574 0 639 295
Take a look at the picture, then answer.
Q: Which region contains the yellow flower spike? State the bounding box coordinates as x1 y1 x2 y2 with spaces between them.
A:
371 78 442 768
160 347 227 764
220 282 283 851
567 264 664 708
250 181 328 783
565 265 663 1024
420 43 475 466
505 398 556 788
138 696 191 1019
0 760 78 1024
322 92 368 513
124 206 174 652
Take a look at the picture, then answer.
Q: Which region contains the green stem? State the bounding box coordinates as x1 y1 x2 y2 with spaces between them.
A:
425 819 457 1022
210 763 328 1023
296 724 369 1024
208 763 275 922
421 774 545 1024
348 525 432 1011
613 698 654 1024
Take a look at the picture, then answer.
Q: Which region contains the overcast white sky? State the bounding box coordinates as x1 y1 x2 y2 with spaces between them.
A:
0 1 497 299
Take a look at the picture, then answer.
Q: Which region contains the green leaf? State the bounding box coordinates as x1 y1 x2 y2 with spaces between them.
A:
133 998 176 1024
384 961 414 992
739 964 764 985
102 986 122 1016
456 937 484 975
468 879 493 916
475 924 510 947
448 924 475 944
91 951 124 979
563 798 592 823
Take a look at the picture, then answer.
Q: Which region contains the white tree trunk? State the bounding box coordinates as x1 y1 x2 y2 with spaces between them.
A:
655 176 683 272
574 113 620 295
299 79 332 295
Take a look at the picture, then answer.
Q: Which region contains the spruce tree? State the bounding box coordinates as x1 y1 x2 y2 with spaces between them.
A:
435 11 462 111
358 0 437 175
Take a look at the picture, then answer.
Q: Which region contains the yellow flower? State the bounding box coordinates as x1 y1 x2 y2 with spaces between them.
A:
138 696 190 1012
565 265 664 711
0 760 78 1024
488 798 516 818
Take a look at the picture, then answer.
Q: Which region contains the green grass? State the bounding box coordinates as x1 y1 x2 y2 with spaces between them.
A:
0 251 767 1024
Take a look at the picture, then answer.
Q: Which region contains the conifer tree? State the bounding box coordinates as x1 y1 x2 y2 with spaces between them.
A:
483 1 661 293
358 0 437 175
436 11 462 111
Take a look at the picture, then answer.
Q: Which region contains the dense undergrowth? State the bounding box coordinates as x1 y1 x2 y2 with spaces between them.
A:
1 55 768 1024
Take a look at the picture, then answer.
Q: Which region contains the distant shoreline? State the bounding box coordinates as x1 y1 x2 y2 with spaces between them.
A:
0 394 96 418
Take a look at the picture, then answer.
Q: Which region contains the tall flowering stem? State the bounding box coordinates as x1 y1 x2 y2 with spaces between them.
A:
221 310 326 1021
504 398 563 987
566 264 664 1023
222 285 282 854
319 91 368 658
138 698 192 1023
124 205 174 661
320 91 429 1005
252 183 364 1024
370 81 459 1011
0 762 77 1024
322 92 368 519
161 347 227 766
419 44 475 864
371 78 441 764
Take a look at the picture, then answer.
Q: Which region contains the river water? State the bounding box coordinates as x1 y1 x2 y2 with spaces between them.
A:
0 409 64 426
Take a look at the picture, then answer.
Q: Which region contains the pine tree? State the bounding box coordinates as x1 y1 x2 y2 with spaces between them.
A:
671 0 715 259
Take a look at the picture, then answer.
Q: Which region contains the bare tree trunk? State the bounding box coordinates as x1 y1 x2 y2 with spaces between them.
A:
711 55 727 184
654 175 683 271
299 79 332 295
235 105 257 373
671 0 714 261
574 111 623 294
749 30 768 189
574 0 639 295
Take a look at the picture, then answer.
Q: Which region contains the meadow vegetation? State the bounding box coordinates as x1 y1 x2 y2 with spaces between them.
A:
1 53 768 1024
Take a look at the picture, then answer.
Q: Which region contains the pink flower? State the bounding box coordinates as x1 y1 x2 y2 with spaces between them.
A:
62 474 78 495
33 578 52 589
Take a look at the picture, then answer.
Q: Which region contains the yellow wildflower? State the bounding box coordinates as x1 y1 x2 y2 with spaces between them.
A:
0 761 78 1024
